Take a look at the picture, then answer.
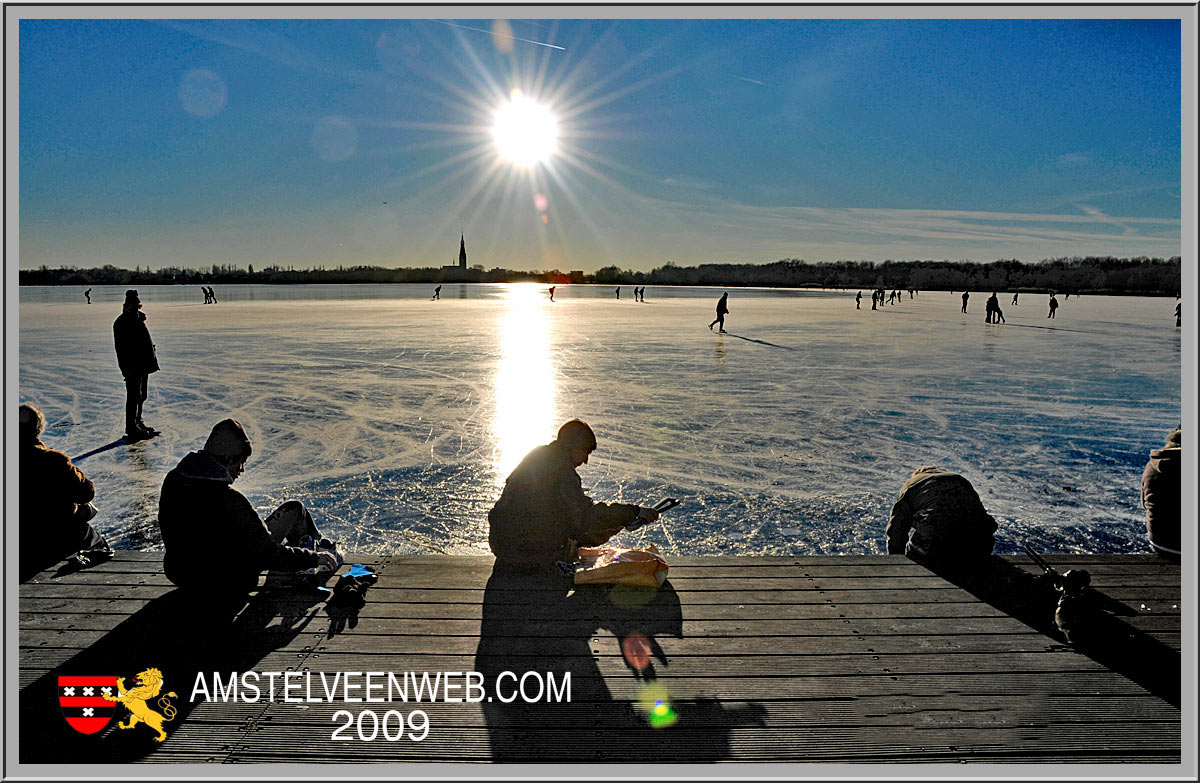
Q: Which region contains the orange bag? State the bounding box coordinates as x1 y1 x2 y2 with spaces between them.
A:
573 545 669 587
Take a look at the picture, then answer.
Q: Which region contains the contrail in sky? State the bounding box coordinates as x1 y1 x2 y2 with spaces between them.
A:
732 75 765 85
428 19 566 50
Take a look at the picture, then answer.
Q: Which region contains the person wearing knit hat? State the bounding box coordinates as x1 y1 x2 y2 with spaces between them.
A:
112 289 160 440
157 418 341 594
1141 426 1181 561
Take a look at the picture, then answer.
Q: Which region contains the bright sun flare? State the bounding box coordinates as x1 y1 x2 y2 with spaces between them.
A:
491 89 558 167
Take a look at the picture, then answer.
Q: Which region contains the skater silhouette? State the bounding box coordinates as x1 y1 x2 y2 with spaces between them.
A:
708 293 729 333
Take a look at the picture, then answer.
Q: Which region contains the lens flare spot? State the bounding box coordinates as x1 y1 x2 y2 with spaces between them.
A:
311 116 358 163
492 89 557 167
179 69 227 117
491 20 515 53
621 633 652 671
534 193 548 212
637 683 678 729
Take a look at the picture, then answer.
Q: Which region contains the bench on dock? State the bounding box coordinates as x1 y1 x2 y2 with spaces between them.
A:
17 552 1182 766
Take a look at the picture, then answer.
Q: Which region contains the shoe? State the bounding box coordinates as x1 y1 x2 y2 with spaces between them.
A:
136 421 159 436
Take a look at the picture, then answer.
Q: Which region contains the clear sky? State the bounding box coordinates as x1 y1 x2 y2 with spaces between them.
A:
16 13 1185 273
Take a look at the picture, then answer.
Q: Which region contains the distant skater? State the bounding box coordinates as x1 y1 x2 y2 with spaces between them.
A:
1174 299 1180 328
708 292 729 333
84 288 92 304
548 286 556 302
985 292 1004 324
201 286 210 304
1011 292 1019 305
855 291 862 309
871 290 878 310
615 287 620 300
961 291 969 313
433 285 441 300
205 286 217 304
1048 294 1059 319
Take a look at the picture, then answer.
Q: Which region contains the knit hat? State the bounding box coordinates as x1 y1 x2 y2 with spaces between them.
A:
124 290 141 305
204 418 253 460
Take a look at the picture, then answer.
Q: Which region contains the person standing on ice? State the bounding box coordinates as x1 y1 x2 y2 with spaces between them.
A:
886 466 997 567
961 291 969 313
113 289 160 440
1174 299 1180 328
487 419 660 572
157 418 341 595
855 291 862 309
1048 293 1059 318
709 292 730 333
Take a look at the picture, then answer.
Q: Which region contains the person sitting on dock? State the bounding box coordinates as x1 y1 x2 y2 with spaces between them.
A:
18 402 112 582
157 418 340 595
886 466 997 568
1141 427 1181 562
488 419 660 573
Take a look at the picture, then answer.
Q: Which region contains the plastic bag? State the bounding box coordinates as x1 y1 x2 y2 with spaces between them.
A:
573 545 668 587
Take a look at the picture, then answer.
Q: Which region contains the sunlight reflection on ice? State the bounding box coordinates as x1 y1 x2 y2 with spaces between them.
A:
492 283 557 485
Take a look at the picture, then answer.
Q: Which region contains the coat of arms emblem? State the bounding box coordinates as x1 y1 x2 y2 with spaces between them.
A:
57 675 119 735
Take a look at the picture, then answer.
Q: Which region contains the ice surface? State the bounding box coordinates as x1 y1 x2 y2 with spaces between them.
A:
18 284 1181 556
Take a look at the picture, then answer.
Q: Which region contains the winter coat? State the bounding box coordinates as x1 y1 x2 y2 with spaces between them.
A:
886 467 996 562
1142 445 1181 555
716 295 729 315
113 308 160 378
19 439 97 578
488 441 639 568
157 450 317 592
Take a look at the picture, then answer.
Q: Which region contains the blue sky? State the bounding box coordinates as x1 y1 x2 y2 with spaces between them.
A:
17 15 1184 273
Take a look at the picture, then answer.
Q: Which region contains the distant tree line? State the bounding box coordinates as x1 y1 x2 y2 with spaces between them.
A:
18 256 1180 295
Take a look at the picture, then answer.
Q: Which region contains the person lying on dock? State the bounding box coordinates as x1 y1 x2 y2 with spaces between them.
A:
488 419 660 573
885 466 997 568
18 403 113 582
157 418 341 595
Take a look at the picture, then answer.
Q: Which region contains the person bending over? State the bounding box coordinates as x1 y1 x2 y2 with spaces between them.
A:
886 466 997 567
18 403 112 581
157 418 339 594
488 419 659 572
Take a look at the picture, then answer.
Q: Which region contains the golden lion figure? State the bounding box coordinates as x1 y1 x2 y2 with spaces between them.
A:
102 667 178 742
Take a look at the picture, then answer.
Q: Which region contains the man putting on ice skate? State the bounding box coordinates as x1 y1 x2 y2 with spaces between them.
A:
157 418 341 595
488 419 661 573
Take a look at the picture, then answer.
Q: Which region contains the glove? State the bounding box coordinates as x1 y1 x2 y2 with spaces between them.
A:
627 507 660 530
316 551 341 574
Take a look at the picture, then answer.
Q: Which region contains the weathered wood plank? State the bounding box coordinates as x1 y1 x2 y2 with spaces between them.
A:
17 552 1181 765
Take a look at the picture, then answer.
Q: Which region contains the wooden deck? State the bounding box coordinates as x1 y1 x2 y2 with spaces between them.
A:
16 552 1184 767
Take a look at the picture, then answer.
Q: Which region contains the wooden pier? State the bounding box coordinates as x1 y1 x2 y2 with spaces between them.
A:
17 552 1183 767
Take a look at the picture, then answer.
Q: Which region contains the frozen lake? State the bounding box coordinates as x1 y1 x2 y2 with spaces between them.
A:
18 283 1181 557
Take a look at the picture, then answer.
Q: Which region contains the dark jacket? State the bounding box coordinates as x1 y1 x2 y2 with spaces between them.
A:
1142 445 1180 556
488 441 638 568
158 450 317 592
113 308 160 378
19 439 98 579
886 467 996 562
716 295 729 315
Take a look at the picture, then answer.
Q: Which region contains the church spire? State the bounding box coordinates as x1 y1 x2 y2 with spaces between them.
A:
459 233 467 269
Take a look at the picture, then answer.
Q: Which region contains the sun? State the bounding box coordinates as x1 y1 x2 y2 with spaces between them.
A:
491 88 558 167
